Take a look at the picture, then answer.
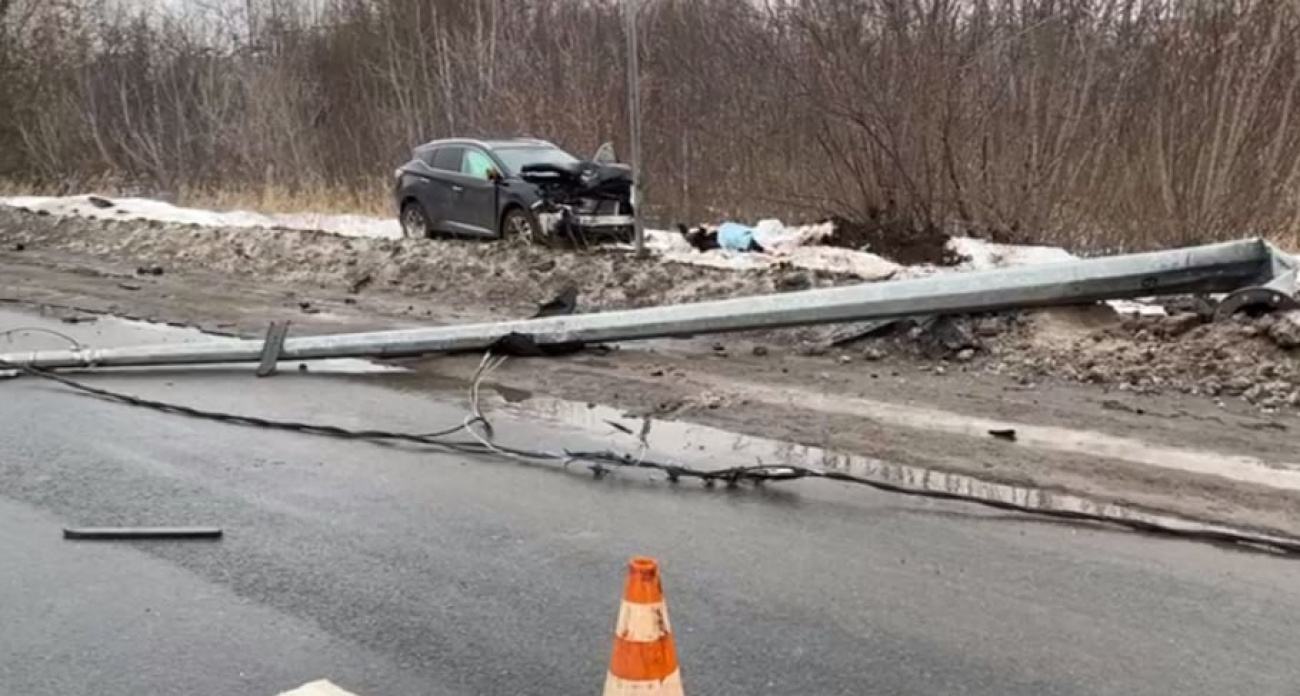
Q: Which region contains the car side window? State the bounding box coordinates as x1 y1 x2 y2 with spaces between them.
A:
430 146 464 172
462 149 496 179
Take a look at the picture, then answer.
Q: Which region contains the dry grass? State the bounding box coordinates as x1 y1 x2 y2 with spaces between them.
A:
175 183 391 218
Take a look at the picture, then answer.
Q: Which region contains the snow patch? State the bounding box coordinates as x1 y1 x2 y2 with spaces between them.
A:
644 223 898 280
1 195 402 240
0 195 1166 309
947 236 1078 270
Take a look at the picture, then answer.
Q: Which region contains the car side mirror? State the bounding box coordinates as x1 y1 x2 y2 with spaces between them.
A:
486 168 502 182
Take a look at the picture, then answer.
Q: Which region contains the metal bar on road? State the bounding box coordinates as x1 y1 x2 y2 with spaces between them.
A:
63 527 224 540
256 320 291 377
0 239 1291 371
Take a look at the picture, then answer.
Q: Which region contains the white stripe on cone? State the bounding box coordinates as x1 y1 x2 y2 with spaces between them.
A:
615 600 673 643
276 680 360 696
604 669 685 696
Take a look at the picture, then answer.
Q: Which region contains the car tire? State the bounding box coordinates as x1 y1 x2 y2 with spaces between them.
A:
400 201 432 239
502 207 546 245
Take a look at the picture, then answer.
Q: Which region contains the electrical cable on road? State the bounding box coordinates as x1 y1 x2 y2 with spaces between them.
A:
1 327 85 350
4 347 1300 558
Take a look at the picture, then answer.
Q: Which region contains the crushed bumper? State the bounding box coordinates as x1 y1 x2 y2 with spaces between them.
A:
537 211 635 241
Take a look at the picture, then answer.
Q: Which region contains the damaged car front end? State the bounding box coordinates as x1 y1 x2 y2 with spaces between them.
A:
520 155 635 245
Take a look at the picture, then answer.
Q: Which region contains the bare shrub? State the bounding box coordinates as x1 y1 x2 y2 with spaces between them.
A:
2 0 1300 251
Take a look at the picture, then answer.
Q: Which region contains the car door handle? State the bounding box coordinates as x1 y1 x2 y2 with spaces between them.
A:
451 185 464 193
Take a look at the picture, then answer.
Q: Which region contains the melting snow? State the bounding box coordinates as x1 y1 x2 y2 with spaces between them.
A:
0 194 1169 312
1 194 402 239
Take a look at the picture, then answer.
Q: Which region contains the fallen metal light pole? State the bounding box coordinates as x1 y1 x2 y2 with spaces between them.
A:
1 239 1295 371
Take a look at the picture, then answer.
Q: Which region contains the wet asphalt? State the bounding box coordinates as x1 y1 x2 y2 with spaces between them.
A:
1 310 1299 696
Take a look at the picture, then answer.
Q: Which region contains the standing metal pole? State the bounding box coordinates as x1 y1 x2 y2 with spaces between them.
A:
625 0 646 258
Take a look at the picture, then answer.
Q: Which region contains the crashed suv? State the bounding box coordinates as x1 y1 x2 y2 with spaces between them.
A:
393 137 635 244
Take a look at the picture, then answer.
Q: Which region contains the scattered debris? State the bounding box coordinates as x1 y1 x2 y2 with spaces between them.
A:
1101 399 1146 415
988 429 1018 441
63 526 223 540
118 281 142 291
532 285 579 318
346 273 373 294
59 315 97 325
751 345 769 357
973 316 1008 337
913 316 977 359
604 420 634 435
826 318 901 347
86 195 115 209
774 271 814 292
1155 312 1202 338
11 242 23 252
135 265 164 276
1269 311 1300 349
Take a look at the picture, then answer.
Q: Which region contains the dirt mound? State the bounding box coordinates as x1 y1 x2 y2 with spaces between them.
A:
997 312 1300 408
823 215 959 266
0 206 864 315
821 304 1299 410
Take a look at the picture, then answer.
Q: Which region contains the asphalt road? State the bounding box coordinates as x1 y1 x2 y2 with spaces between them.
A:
2 310 1299 695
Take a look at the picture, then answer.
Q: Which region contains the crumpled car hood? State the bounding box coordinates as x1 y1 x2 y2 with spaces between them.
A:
520 160 632 200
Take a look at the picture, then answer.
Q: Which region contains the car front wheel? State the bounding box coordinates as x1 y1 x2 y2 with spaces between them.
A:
502 208 545 245
400 201 431 239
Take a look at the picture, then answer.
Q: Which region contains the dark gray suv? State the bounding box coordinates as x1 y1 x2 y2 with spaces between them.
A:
392 137 634 244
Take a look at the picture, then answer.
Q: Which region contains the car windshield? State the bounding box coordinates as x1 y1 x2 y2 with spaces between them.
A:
493 145 579 175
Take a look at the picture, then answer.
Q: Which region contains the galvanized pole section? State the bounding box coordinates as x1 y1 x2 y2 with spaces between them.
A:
1 240 1290 371
625 0 646 258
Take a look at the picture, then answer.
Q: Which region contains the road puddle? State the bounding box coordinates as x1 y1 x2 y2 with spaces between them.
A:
493 392 1299 549
655 372 1300 492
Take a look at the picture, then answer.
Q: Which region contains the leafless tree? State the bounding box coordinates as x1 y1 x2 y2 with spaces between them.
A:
3 0 1300 250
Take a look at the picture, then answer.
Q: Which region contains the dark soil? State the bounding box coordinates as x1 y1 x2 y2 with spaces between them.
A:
823 215 960 266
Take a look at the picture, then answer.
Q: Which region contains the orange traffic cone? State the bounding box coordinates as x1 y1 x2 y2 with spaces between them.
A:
603 557 685 696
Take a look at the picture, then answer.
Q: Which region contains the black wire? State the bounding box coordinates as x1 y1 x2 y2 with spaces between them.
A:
5 358 1300 558
0 327 85 350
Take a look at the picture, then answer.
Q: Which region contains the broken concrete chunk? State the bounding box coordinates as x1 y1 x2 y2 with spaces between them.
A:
774 272 813 292
1157 312 1203 338
915 316 977 359
973 317 1006 337
1267 310 1300 349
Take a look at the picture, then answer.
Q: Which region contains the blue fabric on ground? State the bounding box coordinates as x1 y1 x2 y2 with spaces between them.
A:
716 222 757 252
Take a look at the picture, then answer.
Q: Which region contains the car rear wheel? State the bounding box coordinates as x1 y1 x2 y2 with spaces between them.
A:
502 208 545 245
400 201 431 239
